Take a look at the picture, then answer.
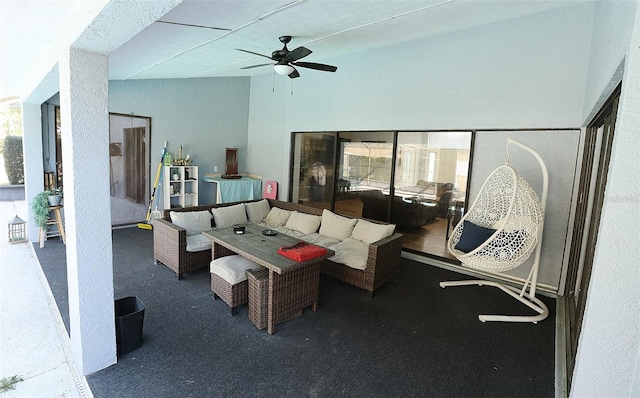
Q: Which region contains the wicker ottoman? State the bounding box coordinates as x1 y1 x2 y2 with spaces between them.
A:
210 255 262 315
247 268 269 330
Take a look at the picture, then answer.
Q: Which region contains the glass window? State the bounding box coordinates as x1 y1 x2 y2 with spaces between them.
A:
394 131 472 259
290 133 337 211
289 130 473 262
335 131 394 220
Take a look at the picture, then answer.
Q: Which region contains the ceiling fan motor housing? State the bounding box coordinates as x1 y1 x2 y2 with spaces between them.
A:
272 49 289 60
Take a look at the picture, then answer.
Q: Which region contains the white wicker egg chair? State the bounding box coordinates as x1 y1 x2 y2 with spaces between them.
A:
440 138 549 323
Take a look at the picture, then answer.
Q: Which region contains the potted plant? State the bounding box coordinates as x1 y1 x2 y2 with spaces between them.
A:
32 188 63 230
32 191 52 230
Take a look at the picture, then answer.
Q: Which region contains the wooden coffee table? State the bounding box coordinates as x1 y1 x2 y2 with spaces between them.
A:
203 224 334 334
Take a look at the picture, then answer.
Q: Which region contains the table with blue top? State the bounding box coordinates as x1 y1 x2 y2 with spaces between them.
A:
201 174 262 203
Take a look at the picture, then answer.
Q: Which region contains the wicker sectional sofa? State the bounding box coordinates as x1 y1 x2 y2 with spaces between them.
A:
153 198 403 296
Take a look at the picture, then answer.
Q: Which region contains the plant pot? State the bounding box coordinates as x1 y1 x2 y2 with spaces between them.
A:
48 195 62 206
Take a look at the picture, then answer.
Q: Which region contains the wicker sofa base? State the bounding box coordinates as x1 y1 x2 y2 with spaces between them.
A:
211 273 249 315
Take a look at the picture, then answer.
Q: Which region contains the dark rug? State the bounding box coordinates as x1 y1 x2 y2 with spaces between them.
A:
35 228 556 398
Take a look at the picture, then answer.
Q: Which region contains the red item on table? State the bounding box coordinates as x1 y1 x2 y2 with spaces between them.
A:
277 241 328 262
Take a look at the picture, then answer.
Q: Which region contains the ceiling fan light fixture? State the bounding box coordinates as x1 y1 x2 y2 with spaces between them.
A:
274 63 294 75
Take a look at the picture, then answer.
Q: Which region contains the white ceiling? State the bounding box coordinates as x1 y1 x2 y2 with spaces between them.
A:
1 0 588 101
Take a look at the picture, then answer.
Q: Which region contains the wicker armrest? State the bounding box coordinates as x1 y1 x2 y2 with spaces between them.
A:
153 218 187 269
364 232 403 290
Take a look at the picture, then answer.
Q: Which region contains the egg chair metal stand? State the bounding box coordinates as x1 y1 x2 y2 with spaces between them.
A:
440 138 549 323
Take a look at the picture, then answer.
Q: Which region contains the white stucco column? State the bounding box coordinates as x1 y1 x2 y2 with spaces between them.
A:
59 47 116 374
571 3 640 397
21 103 45 242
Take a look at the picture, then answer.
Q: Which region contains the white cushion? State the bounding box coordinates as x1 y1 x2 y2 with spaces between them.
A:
245 199 271 223
211 203 248 229
185 234 212 252
328 238 369 270
285 211 321 235
209 255 263 285
319 209 357 241
170 210 213 236
351 219 395 245
264 207 292 228
301 233 341 249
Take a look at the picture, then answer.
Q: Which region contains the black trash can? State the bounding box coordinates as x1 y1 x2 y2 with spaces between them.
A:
115 296 145 356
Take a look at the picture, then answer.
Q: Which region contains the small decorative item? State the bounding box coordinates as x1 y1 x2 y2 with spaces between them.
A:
47 187 63 206
233 224 245 234
164 152 172 166
172 169 179 181
185 167 190 180
8 215 27 244
172 146 193 166
222 147 241 179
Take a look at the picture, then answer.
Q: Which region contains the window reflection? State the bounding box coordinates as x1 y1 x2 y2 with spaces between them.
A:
290 130 473 262
291 133 336 210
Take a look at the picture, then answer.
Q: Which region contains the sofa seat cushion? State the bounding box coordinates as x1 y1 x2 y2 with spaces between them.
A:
170 210 213 236
185 234 212 252
210 255 263 285
328 238 369 270
212 203 248 228
351 219 396 244
319 209 357 241
301 233 341 249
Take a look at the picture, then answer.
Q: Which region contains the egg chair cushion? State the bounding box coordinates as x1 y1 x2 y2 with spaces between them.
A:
454 220 496 253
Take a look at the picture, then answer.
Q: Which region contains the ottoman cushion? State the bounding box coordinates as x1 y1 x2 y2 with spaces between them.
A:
210 255 263 285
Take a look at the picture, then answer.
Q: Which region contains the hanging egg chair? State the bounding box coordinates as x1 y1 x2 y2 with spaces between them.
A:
440 138 549 323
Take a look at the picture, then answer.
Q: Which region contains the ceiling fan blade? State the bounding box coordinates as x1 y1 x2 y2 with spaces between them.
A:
293 61 337 72
236 48 273 60
285 46 312 62
240 63 273 70
288 68 300 79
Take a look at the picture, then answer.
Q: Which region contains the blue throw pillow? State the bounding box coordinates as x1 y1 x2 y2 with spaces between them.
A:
454 220 496 253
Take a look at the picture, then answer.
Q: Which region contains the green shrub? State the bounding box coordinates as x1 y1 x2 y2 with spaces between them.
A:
3 135 24 185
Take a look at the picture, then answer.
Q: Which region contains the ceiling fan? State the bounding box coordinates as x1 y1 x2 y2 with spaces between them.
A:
237 36 337 79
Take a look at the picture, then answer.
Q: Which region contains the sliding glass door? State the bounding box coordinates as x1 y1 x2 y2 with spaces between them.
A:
290 133 337 211
334 132 394 219
289 130 473 261
393 131 472 258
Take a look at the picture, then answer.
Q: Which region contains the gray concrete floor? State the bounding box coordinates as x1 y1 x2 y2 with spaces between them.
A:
0 199 91 397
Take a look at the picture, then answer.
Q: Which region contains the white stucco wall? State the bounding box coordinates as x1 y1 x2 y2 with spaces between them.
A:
571 1 640 396
248 2 593 192
108 77 251 205
21 103 44 243
582 0 637 122
59 47 116 375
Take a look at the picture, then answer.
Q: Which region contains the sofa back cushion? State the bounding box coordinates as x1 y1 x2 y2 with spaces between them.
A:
351 219 395 244
211 203 248 228
319 209 357 241
170 210 213 236
264 207 292 228
285 211 322 235
245 199 271 223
